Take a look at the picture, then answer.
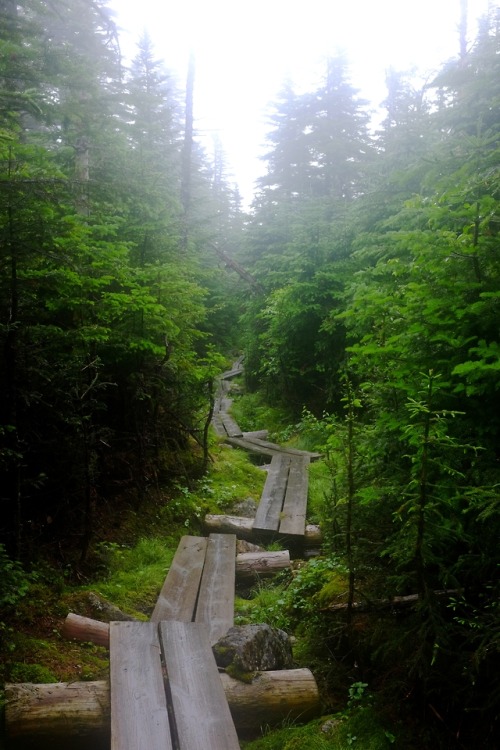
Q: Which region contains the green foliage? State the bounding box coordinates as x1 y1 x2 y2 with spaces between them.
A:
241 709 400 750
0 544 31 611
8 662 57 684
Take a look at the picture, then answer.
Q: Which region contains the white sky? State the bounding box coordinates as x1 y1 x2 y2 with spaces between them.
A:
110 0 494 206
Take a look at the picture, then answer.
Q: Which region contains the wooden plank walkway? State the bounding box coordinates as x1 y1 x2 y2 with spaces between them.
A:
227 434 320 461
151 533 236 646
110 534 239 750
110 620 239 750
253 454 311 540
212 376 243 438
160 621 240 750
211 356 319 546
110 621 173 750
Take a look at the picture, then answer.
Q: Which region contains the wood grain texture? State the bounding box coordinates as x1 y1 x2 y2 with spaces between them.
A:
109 621 173 750
279 455 310 538
5 680 111 738
160 621 240 750
220 412 243 437
252 454 290 534
221 668 320 729
236 550 291 581
204 513 255 540
195 533 236 645
62 612 110 647
150 536 207 623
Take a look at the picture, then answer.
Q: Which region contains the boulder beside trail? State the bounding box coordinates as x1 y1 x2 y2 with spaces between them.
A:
213 624 294 679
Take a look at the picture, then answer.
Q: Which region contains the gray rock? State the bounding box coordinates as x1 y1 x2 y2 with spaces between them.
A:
232 497 258 517
236 539 263 553
86 592 136 621
213 623 294 676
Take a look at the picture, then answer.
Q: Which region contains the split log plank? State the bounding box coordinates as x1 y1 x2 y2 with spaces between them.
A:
160 621 240 750
109 621 173 750
6 669 320 738
150 535 207 623
220 412 243 438
243 430 269 439
252 454 291 536
195 533 236 645
227 436 320 461
279 455 310 539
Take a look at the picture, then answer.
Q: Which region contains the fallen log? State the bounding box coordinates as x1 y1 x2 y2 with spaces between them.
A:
220 668 320 729
5 681 110 739
324 589 461 612
204 513 255 541
204 514 322 547
236 550 291 581
5 669 320 738
61 613 110 647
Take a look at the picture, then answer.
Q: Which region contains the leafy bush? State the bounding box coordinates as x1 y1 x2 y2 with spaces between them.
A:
0 544 31 611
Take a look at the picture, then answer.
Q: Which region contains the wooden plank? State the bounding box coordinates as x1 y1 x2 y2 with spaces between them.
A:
226 436 320 460
279 455 310 538
220 413 243 437
226 436 281 458
195 533 236 645
243 436 321 460
252 454 290 535
151 536 207 623
211 414 227 437
110 621 173 750
160 621 240 750
242 430 268 440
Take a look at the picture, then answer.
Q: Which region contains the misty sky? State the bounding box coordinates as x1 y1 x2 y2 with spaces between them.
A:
110 0 494 205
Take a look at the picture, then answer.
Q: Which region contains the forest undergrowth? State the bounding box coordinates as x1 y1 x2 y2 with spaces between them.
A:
0 389 467 750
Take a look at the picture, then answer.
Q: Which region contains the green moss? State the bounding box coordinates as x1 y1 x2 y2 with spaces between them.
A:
225 663 256 683
9 662 57 684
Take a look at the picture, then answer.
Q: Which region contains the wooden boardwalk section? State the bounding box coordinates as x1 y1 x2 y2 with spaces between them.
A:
151 533 236 645
7 357 319 749
110 533 238 750
110 620 240 750
252 453 311 540
211 357 320 544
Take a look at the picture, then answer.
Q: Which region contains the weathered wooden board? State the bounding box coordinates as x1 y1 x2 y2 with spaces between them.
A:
226 436 285 458
279 455 310 538
160 621 240 750
195 533 236 644
243 436 320 460
220 412 243 438
227 435 320 461
109 621 173 750
243 430 269 439
211 413 227 436
252 454 290 535
150 536 207 623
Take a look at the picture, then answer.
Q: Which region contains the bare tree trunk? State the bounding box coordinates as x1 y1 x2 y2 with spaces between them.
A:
180 53 195 248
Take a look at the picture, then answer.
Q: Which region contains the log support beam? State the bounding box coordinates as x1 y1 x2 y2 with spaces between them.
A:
5 670 320 738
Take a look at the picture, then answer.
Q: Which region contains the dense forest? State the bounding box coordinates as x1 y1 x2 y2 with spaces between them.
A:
1 1 499 748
